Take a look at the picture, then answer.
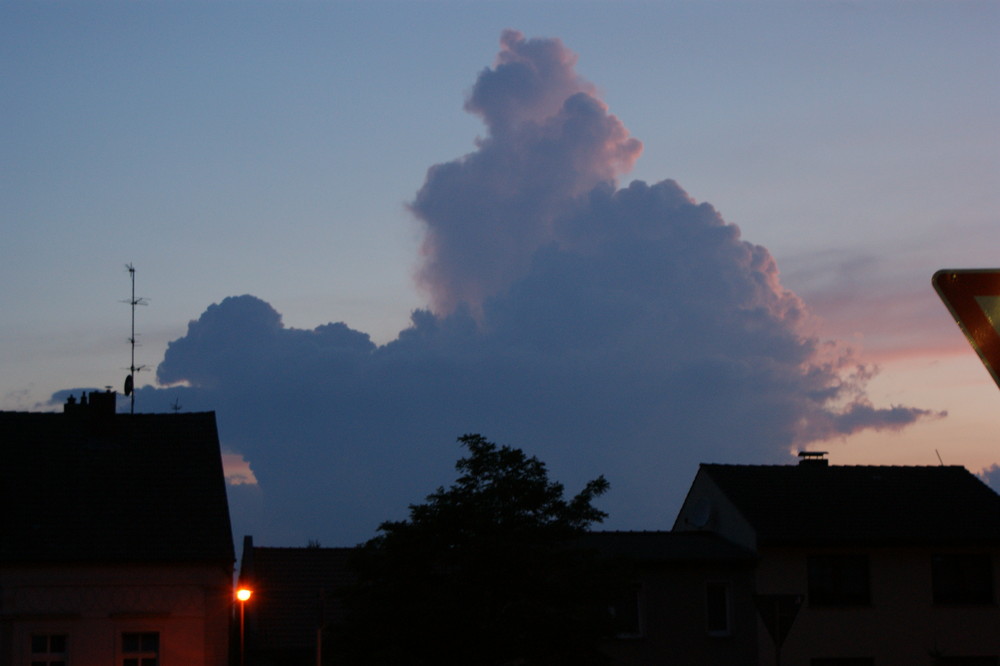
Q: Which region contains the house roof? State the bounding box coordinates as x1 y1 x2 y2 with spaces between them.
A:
700 463 1000 546
582 530 756 564
240 540 356 649
0 403 234 564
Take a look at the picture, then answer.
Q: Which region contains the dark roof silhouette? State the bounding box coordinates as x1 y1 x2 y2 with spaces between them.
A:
0 401 234 564
239 539 356 649
238 531 752 653
700 463 1000 546
582 530 755 563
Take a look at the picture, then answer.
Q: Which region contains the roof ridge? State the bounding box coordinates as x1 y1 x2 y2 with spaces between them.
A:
254 545 357 552
701 462 968 470
589 529 671 535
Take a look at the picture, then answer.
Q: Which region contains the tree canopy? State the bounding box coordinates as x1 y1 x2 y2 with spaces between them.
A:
332 434 621 665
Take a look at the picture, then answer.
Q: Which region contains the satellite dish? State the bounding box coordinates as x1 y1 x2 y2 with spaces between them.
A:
688 498 712 529
124 374 133 396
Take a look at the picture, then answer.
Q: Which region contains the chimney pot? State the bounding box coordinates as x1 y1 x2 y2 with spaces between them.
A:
798 450 829 467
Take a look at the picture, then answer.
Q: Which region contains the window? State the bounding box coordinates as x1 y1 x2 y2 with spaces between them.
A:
706 582 731 635
31 634 67 666
933 553 994 605
807 554 870 606
122 632 159 666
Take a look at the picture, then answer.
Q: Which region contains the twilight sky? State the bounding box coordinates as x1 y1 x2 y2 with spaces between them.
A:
2 1 998 546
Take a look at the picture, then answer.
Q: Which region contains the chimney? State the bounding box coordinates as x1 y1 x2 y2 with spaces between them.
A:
87 389 117 416
63 389 118 417
63 393 80 414
798 450 829 467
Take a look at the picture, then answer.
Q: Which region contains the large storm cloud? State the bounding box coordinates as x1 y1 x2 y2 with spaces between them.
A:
123 31 939 545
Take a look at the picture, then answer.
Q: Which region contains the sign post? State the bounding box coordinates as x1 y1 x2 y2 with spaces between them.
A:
933 269 1000 390
754 594 803 666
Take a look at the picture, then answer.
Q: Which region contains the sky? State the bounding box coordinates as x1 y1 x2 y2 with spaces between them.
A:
2 1 998 547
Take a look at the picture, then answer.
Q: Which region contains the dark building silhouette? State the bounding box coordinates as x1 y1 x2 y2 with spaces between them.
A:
0 391 235 665
238 531 758 665
238 454 1000 665
237 537 355 666
675 455 1000 665
582 530 758 664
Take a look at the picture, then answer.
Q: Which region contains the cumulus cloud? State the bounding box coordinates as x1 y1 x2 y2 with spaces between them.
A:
98 31 940 545
411 29 642 315
980 464 1000 495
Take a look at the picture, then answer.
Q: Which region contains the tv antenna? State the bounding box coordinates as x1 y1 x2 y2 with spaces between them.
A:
123 263 148 414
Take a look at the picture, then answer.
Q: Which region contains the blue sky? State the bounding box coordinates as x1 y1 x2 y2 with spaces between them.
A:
2 1 998 545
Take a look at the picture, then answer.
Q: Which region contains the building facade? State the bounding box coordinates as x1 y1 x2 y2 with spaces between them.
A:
584 530 758 665
674 456 1000 666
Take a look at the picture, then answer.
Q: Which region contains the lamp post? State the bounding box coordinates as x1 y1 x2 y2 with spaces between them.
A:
236 587 253 666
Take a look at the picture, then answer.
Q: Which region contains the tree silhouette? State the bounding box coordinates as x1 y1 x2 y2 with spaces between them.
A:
332 434 619 665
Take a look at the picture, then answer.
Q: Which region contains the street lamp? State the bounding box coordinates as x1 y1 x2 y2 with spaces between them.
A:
236 587 253 666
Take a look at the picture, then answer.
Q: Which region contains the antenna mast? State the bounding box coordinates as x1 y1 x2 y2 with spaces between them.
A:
123 263 148 414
